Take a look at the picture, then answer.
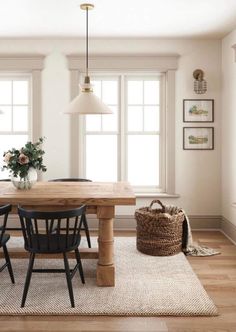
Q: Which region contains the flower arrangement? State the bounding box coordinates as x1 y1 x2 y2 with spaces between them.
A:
2 137 47 179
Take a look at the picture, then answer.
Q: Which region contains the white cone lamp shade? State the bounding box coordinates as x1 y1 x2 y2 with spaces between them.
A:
65 3 112 115
66 83 112 115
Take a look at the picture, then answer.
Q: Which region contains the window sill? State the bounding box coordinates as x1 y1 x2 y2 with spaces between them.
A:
135 193 180 198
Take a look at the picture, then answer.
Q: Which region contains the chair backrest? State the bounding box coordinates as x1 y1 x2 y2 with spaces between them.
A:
0 204 12 244
48 178 92 182
18 205 86 253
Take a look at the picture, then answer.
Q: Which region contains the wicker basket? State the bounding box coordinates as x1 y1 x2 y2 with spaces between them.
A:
135 200 185 256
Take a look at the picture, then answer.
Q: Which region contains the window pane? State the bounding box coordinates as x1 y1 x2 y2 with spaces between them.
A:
127 81 143 104
86 114 102 132
86 135 117 181
128 135 159 186
0 134 28 179
13 106 28 131
102 80 118 105
102 106 118 132
91 80 101 98
144 106 159 131
0 106 11 131
128 106 143 131
0 81 11 104
144 80 160 105
13 81 28 104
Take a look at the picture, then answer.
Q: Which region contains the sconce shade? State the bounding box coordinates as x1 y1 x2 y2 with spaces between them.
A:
193 69 207 94
194 79 207 94
65 83 113 115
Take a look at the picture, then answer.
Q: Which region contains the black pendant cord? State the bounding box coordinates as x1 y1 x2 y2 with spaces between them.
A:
86 7 89 78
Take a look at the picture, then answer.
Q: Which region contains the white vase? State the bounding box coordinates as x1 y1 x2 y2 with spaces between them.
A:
11 168 38 190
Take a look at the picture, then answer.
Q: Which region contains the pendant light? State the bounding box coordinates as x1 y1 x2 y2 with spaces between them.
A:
65 3 112 115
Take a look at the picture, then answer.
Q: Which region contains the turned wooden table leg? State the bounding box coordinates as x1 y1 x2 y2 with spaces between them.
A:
96 206 115 286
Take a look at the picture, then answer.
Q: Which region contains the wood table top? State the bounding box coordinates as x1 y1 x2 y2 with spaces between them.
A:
0 181 136 206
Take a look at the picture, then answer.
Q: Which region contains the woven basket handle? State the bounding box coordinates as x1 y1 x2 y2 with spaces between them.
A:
149 200 165 212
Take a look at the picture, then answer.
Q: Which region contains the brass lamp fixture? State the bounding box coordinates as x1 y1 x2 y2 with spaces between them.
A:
193 69 207 94
65 3 112 115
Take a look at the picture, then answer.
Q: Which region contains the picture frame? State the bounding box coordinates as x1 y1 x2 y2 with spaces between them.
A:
183 99 214 122
183 127 214 150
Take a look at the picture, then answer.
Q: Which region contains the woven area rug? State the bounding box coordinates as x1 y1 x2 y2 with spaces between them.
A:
0 237 218 316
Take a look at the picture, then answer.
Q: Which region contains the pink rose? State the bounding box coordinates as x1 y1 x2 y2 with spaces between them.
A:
4 152 13 163
18 153 29 165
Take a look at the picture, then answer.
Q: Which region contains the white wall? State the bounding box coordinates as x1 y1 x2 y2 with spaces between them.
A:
0 38 222 217
221 30 236 226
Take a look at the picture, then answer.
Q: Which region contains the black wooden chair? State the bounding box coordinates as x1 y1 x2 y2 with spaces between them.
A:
49 178 92 248
0 204 15 284
18 205 86 308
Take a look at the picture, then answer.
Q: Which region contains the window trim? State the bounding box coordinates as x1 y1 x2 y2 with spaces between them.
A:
81 72 164 191
67 54 178 194
0 54 45 142
0 74 32 138
0 54 45 179
124 73 164 192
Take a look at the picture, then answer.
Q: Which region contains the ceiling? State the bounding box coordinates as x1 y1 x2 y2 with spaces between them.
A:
0 0 236 39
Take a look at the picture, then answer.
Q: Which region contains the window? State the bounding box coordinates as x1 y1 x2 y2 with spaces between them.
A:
0 75 31 179
80 73 165 192
126 77 161 189
68 55 178 194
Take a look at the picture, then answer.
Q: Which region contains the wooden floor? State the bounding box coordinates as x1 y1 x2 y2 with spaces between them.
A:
0 230 236 332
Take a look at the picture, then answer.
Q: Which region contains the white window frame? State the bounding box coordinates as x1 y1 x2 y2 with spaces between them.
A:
80 74 120 183
0 54 45 142
124 73 165 193
0 54 45 179
0 73 32 140
80 72 165 192
67 55 178 195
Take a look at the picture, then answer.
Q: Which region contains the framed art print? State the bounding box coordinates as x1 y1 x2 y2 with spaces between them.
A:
183 99 214 122
183 127 214 150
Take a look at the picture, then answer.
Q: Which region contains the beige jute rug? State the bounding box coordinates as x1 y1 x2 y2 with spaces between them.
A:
0 237 218 316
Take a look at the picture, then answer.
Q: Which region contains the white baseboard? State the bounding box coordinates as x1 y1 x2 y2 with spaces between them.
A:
7 214 232 239
220 217 236 244
86 215 222 230
7 212 236 246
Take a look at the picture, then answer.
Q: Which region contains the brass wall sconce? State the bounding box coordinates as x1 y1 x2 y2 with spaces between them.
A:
193 69 207 94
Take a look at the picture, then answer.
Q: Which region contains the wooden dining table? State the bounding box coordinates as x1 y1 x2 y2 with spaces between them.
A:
0 181 136 287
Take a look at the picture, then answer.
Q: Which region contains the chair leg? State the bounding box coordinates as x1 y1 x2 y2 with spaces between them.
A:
63 252 75 308
21 252 35 308
83 215 91 248
75 248 85 284
3 245 15 284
